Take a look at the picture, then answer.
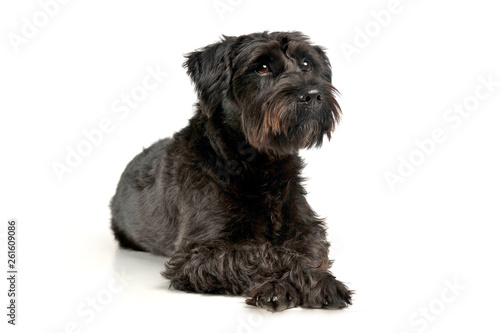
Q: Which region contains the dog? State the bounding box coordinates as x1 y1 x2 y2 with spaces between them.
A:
110 31 352 311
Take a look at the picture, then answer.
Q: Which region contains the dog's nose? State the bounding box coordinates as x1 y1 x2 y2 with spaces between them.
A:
299 89 323 105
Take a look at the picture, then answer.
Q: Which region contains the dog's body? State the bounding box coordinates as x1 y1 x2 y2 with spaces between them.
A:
111 31 352 311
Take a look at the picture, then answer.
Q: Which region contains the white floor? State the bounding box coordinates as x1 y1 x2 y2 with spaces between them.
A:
5 200 499 333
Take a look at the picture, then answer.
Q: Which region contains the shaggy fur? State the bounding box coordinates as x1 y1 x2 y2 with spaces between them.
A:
110 31 352 311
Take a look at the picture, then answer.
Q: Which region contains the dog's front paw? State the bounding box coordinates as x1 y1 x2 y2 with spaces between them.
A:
302 273 353 309
246 280 299 312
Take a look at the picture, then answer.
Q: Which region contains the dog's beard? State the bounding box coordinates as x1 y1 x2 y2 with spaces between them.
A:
241 86 340 155
294 119 323 149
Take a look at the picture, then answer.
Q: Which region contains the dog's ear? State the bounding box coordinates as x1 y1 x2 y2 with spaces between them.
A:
184 37 235 117
314 46 332 83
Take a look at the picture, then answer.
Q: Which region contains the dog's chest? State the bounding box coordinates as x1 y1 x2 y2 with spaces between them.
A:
228 171 295 241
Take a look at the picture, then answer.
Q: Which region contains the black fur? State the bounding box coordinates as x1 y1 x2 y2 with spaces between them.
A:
110 31 352 311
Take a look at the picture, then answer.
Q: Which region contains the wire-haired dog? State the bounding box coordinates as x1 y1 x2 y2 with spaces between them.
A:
110 31 352 311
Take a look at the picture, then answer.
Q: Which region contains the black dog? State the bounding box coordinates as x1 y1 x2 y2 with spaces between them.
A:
110 31 352 311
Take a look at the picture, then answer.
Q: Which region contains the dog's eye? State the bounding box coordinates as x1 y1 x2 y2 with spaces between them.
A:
301 60 312 72
256 64 271 75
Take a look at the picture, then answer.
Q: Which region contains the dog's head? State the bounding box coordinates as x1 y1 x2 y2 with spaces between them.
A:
185 31 341 156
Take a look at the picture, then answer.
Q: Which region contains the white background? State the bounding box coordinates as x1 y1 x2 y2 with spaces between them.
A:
1 0 499 332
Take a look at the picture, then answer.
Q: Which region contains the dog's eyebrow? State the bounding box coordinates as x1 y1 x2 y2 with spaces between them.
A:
240 41 283 64
280 37 290 52
285 41 318 62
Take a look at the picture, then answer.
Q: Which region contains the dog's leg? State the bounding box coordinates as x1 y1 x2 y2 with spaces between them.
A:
245 241 352 311
162 241 351 311
163 242 302 311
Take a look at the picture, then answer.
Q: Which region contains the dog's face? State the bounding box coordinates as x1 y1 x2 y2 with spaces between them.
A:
185 31 341 155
